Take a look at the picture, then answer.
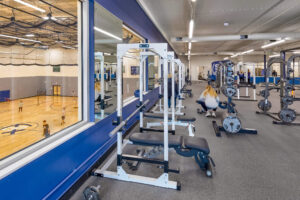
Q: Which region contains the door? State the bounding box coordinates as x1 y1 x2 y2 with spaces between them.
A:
53 85 61 96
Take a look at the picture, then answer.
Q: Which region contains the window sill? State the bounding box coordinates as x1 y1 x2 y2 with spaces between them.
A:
0 121 94 179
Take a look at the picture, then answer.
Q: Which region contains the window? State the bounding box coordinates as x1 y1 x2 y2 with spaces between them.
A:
93 2 145 122
0 0 82 159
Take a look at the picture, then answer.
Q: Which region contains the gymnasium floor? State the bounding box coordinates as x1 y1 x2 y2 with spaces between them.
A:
71 81 300 200
0 96 78 159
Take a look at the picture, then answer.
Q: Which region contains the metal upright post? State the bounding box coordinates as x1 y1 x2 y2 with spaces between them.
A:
264 54 267 83
280 51 285 109
140 56 145 129
171 57 175 131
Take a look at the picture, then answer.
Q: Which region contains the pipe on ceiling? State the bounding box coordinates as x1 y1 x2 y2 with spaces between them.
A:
172 33 300 43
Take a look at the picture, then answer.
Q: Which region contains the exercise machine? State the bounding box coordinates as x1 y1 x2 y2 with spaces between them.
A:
212 60 258 136
93 43 214 190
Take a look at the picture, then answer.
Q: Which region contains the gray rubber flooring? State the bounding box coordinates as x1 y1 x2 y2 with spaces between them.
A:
70 81 300 200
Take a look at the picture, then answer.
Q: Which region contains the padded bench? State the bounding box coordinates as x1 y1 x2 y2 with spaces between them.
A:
144 112 195 122
129 132 213 176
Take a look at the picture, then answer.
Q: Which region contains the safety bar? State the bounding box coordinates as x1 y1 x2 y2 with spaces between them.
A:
109 99 150 137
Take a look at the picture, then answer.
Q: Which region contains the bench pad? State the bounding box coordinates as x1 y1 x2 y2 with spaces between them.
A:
129 133 182 148
183 136 210 154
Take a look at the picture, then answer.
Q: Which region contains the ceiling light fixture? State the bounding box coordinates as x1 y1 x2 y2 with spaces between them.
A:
188 42 192 50
269 54 280 58
224 22 229 26
94 27 122 41
62 45 75 49
188 19 194 39
191 0 196 2
240 49 254 55
104 52 111 56
0 34 41 43
261 39 285 49
25 34 34 37
224 57 229 60
231 54 239 58
292 51 300 54
14 0 45 13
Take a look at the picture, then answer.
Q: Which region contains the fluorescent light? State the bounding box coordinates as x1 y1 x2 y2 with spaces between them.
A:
188 50 191 55
0 34 41 43
224 57 229 60
43 16 49 20
191 0 196 2
188 19 194 39
269 54 280 58
240 49 254 55
25 34 34 37
104 52 111 56
62 45 75 49
293 51 300 54
14 0 45 13
94 27 122 41
261 39 285 49
231 54 239 58
224 22 229 26
188 42 192 50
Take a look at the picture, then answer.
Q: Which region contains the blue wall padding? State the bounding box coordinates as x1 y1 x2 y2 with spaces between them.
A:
0 90 10 102
0 87 159 200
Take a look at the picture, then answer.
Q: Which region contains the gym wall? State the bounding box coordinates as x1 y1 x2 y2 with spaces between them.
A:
0 46 78 100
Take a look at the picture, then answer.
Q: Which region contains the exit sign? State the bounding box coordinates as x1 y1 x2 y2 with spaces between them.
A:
139 44 149 49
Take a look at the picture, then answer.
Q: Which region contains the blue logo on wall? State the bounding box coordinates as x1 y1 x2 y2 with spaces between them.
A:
0 123 33 135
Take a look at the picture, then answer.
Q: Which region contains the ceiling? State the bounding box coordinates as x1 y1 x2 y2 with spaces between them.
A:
138 0 300 56
0 0 78 49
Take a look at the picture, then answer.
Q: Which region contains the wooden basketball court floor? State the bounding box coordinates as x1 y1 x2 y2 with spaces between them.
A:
0 96 78 159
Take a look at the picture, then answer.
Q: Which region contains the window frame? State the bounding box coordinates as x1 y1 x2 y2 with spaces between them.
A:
0 0 94 179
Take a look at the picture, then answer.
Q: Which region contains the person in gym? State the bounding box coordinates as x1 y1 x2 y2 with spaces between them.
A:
43 120 50 137
18 100 23 112
61 107 66 125
248 69 251 84
197 84 219 117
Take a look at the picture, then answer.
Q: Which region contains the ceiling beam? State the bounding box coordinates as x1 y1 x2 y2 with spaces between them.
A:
171 33 300 43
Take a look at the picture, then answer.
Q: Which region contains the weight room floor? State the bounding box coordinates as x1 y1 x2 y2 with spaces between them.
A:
70 81 300 200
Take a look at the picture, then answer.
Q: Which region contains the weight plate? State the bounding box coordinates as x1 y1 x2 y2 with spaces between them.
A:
282 96 294 106
258 99 272 111
222 115 241 133
83 186 100 200
278 109 296 123
259 90 270 98
285 85 293 92
222 86 237 97
226 76 234 85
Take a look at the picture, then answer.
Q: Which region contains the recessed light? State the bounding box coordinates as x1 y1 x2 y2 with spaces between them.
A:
25 34 34 37
224 22 229 26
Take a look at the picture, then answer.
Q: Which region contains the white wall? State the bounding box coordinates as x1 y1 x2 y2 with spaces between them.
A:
0 65 78 78
189 55 267 80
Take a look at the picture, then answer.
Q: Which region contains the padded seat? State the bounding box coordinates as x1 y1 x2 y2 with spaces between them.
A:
177 116 196 122
144 113 172 120
183 136 210 154
129 132 182 148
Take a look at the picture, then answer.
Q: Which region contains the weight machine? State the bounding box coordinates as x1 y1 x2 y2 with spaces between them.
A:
256 55 300 125
212 60 258 137
234 62 257 102
93 43 214 190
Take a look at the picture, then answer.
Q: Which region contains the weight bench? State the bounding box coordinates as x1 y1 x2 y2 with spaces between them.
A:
129 132 214 177
144 112 196 136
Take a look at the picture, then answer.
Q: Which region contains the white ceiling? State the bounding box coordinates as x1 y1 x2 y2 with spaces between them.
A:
138 0 300 56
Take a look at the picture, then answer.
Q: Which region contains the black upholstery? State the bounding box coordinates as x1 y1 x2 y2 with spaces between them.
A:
177 116 196 122
183 136 210 154
144 113 171 120
145 113 195 122
129 132 209 153
129 132 182 148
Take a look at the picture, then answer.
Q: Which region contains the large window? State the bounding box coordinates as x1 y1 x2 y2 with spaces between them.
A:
93 2 145 122
0 0 81 159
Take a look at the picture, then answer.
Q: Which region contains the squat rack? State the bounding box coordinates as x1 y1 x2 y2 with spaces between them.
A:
95 43 180 190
